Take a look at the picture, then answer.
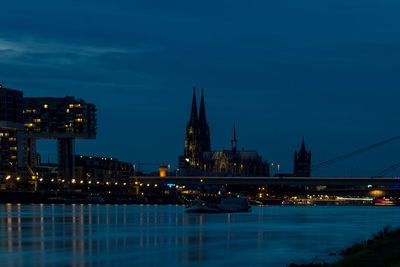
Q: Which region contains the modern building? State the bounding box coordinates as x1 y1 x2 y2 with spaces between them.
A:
293 138 311 177
0 85 24 176
23 96 97 179
179 88 269 176
0 84 97 180
0 84 24 123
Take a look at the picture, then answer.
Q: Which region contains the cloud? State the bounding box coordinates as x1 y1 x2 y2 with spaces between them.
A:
0 37 158 64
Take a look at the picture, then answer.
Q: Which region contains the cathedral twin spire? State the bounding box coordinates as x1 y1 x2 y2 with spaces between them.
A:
189 88 208 127
184 88 210 166
199 89 207 128
189 88 198 125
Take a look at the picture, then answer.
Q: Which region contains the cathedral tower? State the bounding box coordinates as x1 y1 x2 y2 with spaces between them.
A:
184 88 200 167
183 88 211 168
198 88 211 153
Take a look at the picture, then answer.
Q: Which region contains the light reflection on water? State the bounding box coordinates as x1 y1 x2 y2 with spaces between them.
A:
0 204 399 267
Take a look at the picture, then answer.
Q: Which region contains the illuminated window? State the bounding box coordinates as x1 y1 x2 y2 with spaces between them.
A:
10 147 17 151
69 104 74 108
75 118 83 122
44 104 48 109
66 108 70 113
33 118 41 123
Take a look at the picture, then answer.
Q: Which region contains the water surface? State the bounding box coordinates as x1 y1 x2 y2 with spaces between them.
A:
1 204 399 267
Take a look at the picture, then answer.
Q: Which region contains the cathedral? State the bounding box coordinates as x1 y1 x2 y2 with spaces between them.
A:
178 89 269 176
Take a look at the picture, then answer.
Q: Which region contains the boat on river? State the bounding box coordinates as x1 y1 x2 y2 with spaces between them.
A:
374 198 395 206
186 195 251 213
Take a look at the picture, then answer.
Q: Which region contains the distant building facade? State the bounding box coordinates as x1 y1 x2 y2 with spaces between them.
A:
75 155 133 183
293 138 311 177
179 89 269 176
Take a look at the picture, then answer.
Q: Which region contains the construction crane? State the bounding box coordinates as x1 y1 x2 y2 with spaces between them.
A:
24 161 39 192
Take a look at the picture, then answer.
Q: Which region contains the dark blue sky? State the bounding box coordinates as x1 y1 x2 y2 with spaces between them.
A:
1 0 400 176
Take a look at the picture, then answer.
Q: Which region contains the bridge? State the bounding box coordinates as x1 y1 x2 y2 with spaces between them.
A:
131 134 400 188
136 176 400 186
135 134 400 187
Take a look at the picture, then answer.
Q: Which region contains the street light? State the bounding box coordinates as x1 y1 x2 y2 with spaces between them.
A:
270 162 281 176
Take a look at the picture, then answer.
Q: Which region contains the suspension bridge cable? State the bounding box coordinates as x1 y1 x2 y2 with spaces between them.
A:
372 161 400 178
311 135 400 171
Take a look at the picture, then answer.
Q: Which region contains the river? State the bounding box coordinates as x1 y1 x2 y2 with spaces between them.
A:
0 204 399 266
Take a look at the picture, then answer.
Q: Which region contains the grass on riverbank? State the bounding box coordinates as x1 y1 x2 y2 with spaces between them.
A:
290 226 400 267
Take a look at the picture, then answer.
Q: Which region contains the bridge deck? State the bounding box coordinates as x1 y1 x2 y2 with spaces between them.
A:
135 176 400 186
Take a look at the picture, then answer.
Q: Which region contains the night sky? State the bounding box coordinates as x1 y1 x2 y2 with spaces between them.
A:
1 0 400 176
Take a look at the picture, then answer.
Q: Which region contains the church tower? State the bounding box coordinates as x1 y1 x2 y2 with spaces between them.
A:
183 88 211 168
294 138 311 177
231 121 237 154
184 88 200 167
198 88 211 154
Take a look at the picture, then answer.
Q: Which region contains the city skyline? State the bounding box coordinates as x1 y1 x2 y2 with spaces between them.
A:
2 0 400 176
1 2 400 266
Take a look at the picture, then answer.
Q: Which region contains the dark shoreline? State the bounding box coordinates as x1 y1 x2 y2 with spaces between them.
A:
289 226 400 267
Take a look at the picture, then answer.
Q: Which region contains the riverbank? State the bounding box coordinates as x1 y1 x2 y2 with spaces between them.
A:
290 226 400 267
